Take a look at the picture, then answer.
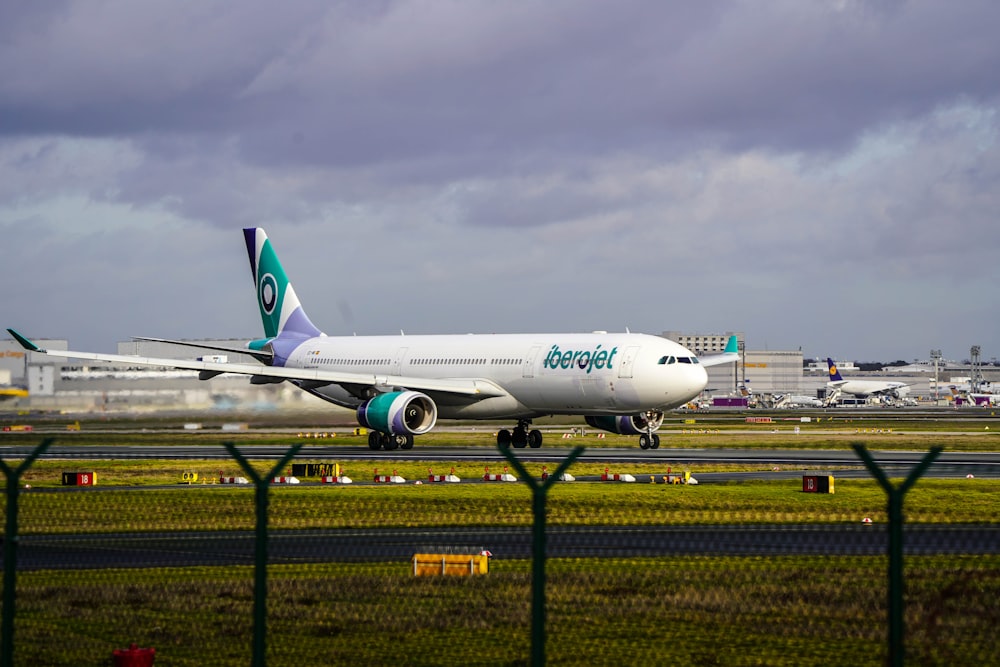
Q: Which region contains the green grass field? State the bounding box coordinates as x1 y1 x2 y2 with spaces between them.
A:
7 476 1000 533
11 556 1000 666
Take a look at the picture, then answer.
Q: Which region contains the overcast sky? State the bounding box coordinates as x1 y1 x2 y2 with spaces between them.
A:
2 1 998 363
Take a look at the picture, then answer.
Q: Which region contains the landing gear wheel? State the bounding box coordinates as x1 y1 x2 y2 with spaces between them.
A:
639 434 651 450
528 429 543 448
650 434 660 449
382 433 398 451
368 431 382 450
388 434 410 450
512 429 528 448
497 429 512 448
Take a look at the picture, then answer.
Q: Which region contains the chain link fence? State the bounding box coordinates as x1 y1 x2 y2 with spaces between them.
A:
1 438 998 666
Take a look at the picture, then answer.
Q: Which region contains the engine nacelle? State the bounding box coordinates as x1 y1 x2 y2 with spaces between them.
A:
357 391 437 436
585 411 664 436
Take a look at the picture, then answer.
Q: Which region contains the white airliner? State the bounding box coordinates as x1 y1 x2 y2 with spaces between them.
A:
8 228 737 450
825 358 911 400
773 394 825 409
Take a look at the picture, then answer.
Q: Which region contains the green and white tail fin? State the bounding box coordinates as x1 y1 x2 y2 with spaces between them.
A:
698 335 740 367
243 228 323 341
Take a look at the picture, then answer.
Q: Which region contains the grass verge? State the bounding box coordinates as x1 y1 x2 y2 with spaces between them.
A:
11 555 1000 666
6 478 999 533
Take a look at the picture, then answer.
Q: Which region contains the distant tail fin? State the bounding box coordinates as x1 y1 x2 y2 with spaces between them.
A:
722 335 738 355
243 228 322 340
826 358 844 382
698 335 740 367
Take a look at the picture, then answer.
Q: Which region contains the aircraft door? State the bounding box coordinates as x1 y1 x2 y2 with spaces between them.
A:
618 346 639 379
393 347 408 375
522 346 541 378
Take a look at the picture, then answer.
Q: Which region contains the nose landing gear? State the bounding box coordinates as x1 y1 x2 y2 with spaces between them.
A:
638 433 661 449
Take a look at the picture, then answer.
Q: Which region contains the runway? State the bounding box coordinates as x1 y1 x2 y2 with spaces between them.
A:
2 444 998 480
8 524 1000 571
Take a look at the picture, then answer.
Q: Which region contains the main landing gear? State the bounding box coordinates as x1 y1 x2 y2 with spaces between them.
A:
367 431 414 451
638 431 660 450
496 420 543 449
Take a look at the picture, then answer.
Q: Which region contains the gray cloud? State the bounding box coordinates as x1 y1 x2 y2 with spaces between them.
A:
1 0 999 361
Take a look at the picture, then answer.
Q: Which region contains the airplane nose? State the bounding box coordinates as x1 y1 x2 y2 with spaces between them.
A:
695 363 708 390
653 355 711 409
682 364 708 402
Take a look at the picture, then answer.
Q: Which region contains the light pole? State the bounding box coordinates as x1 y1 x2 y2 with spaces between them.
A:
930 349 942 402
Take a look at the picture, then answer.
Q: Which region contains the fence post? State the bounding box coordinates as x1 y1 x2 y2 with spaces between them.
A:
499 445 584 667
0 437 54 667
852 443 941 667
224 441 302 667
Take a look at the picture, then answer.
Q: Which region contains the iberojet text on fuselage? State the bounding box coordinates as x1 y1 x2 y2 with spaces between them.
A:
542 344 618 374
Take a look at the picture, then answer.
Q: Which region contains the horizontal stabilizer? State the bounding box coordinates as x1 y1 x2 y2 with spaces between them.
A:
132 336 273 364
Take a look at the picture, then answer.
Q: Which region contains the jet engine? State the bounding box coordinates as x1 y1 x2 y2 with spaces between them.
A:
584 411 664 436
357 391 437 436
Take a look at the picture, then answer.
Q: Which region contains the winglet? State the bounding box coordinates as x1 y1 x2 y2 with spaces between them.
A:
7 328 42 352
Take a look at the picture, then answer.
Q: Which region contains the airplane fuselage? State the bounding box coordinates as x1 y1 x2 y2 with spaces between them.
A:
282 332 708 419
7 227 736 450
827 379 909 397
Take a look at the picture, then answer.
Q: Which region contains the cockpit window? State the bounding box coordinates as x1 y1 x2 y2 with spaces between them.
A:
677 357 699 364
658 356 676 365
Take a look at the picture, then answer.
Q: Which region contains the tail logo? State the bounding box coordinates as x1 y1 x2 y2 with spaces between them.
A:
244 227 323 340
829 365 837 377
259 273 278 315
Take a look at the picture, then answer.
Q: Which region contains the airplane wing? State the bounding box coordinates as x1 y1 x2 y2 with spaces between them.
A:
698 335 739 367
6 329 507 399
866 383 914 396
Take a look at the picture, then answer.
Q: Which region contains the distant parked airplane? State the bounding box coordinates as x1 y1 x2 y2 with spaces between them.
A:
826 358 911 399
774 394 825 409
9 228 738 450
